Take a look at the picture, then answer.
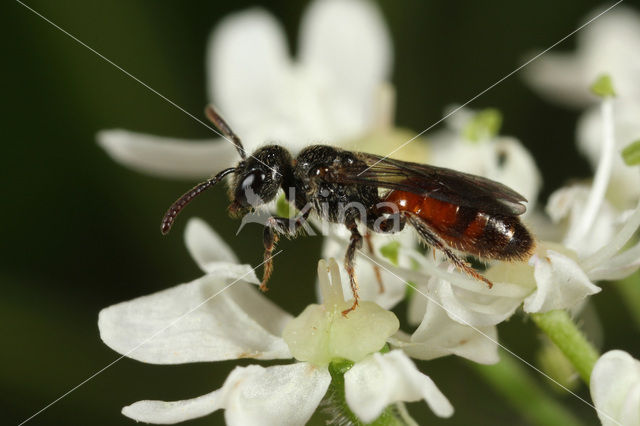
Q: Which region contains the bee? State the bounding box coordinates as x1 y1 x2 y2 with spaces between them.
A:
162 106 534 315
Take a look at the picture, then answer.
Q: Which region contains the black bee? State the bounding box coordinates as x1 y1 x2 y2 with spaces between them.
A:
162 106 534 315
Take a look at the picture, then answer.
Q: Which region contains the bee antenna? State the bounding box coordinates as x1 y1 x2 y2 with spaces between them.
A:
205 105 247 160
160 167 236 235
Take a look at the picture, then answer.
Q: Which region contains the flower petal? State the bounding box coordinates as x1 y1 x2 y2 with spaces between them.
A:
122 389 223 424
435 278 524 327
344 350 453 422
590 350 640 426
396 297 499 365
546 184 620 257
184 217 238 269
588 239 640 281
522 51 593 107
299 0 391 136
523 249 601 313
97 130 237 179
207 8 291 151
407 255 529 327
223 363 331 426
524 7 640 107
123 363 331 425
99 265 293 363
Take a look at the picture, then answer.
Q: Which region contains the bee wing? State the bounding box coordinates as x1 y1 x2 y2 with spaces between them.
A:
325 152 528 216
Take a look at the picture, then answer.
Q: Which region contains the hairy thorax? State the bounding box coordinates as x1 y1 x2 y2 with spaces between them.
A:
292 145 380 224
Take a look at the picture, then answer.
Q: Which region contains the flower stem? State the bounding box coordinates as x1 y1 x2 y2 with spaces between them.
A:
325 359 409 426
531 310 600 384
472 354 582 426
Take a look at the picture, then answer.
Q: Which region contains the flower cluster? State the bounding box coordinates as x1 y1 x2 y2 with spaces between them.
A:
524 5 640 207
98 0 640 424
100 218 453 424
523 6 640 424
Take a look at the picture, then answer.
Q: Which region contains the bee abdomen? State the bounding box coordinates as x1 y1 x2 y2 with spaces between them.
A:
467 212 534 260
385 191 534 260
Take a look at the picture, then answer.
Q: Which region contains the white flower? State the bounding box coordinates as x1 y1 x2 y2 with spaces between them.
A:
98 0 392 179
99 218 293 364
524 6 640 208
523 6 640 107
590 350 640 426
99 218 454 424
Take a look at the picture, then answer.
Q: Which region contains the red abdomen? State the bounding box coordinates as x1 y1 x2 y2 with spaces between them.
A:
384 190 533 260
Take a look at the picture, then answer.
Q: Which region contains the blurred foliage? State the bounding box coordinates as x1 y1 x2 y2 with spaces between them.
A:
3 0 640 425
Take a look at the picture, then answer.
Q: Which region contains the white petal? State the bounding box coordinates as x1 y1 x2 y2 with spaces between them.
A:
184 217 238 269
435 278 524 327
97 130 237 179
522 52 593 107
589 239 640 281
224 363 330 426
123 389 223 424
488 137 542 211
523 250 601 313
579 7 640 101
621 383 640 426
407 283 428 326
344 350 453 422
546 184 620 257
590 350 640 426
207 8 290 150
99 266 293 363
123 363 331 425
299 0 391 136
524 7 640 107
397 298 499 365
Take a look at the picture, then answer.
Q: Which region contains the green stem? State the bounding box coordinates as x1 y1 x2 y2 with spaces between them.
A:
615 270 640 329
472 354 582 426
326 359 408 426
531 310 600 384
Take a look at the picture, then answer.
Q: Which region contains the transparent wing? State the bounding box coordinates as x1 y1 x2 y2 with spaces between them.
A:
324 152 527 216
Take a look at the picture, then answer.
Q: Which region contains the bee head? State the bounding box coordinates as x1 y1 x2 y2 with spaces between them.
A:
229 145 292 216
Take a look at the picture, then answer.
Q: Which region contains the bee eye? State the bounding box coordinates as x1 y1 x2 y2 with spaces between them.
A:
236 170 266 207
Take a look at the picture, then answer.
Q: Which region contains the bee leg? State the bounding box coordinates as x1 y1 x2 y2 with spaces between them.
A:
261 223 278 292
365 211 406 293
406 214 493 288
261 212 310 292
342 220 363 316
364 232 384 293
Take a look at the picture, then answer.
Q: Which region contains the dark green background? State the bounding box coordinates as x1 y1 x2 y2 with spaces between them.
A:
4 0 640 424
